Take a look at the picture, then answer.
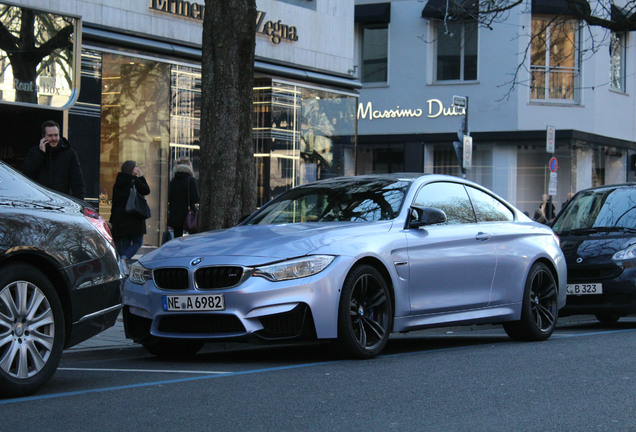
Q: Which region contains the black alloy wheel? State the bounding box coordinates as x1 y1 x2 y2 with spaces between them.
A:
337 264 392 359
0 263 65 397
504 262 558 341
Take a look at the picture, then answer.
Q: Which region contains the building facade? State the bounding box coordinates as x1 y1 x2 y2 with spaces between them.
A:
354 0 636 217
0 0 359 246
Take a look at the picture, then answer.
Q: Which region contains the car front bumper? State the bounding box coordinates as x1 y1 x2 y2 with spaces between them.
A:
122 256 355 342
560 266 636 317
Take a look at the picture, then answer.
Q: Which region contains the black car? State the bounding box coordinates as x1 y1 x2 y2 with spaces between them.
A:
551 183 636 323
0 161 123 397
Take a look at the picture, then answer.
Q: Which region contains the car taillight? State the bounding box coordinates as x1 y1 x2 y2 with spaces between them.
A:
83 207 115 246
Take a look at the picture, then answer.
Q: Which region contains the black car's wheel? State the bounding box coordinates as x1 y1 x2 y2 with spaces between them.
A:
141 336 204 358
0 263 65 397
337 264 392 359
594 312 620 324
504 262 558 341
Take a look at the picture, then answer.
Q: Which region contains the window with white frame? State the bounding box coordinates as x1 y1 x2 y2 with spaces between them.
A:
435 20 478 82
361 24 388 84
610 31 626 92
530 17 580 102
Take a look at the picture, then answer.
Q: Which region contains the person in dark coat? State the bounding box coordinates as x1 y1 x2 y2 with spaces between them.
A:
22 120 85 200
168 156 199 238
109 160 150 266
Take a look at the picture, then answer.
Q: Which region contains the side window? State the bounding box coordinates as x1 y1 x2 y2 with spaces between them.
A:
466 186 514 222
413 182 475 224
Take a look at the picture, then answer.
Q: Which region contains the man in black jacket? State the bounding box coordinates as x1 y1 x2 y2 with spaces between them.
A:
23 120 85 200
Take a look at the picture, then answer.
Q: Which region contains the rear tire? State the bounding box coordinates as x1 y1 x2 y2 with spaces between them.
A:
0 263 65 397
504 262 558 341
336 265 392 359
141 336 204 358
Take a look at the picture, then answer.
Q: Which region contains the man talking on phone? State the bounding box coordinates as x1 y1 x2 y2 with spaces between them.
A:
23 120 85 200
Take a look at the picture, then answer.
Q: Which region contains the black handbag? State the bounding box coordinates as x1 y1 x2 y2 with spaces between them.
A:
125 181 151 219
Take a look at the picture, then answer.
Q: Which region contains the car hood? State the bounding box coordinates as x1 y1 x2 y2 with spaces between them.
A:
142 221 394 266
560 235 636 264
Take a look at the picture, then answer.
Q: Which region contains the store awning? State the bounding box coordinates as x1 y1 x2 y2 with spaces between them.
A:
532 0 573 15
82 25 362 90
421 0 478 21
355 2 391 24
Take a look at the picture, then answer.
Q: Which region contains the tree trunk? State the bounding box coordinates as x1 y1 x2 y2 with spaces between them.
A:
199 0 257 230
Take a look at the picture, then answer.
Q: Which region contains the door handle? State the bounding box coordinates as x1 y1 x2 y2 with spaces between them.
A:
475 232 491 241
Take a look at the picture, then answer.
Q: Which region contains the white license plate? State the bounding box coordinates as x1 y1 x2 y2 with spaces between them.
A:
566 283 602 295
162 294 225 311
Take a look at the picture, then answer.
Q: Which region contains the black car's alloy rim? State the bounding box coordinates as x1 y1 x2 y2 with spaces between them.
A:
0 281 54 379
530 269 557 333
349 273 389 350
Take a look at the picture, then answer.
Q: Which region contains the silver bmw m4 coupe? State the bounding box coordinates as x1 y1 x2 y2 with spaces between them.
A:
123 174 566 359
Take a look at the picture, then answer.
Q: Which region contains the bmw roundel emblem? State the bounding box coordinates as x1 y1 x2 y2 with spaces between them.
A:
576 257 583 264
191 257 203 266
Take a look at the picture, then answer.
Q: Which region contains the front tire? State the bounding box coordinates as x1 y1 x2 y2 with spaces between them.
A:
504 262 558 341
337 265 392 359
0 263 65 397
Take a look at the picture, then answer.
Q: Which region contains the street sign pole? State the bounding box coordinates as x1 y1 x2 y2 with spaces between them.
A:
453 95 470 177
548 156 558 219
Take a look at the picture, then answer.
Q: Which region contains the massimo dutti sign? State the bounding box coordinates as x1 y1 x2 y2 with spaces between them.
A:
148 0 299 44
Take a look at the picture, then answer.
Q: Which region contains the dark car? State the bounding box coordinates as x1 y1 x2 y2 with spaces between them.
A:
0 161 123 397
551 183 636 323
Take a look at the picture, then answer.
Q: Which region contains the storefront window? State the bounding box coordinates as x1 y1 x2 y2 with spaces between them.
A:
170 64 201 174
356 143 404 174
99 53 171 246
0 2 80 108
90 56 356 241
254 79 357 206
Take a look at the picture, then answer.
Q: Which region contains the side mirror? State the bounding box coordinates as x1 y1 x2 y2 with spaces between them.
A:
408 206 447 229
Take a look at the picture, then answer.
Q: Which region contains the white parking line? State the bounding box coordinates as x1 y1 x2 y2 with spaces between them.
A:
58 367 230 374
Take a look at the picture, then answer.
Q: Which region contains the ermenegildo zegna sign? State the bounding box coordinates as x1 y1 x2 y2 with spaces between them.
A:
148 0 299 44
0 2 81 109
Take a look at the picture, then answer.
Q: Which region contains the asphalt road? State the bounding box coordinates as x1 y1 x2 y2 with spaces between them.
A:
2 316 636 432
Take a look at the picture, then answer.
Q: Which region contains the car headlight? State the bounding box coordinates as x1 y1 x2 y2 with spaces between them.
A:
253 255 336 282
128 262 153 284
613 244 636 261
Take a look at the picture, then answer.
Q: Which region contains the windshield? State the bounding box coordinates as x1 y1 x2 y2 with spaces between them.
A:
552 187 636 232
244 178 411 225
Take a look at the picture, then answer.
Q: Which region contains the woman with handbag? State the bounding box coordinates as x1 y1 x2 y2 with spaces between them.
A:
110 160 150 271
167 156 199 238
